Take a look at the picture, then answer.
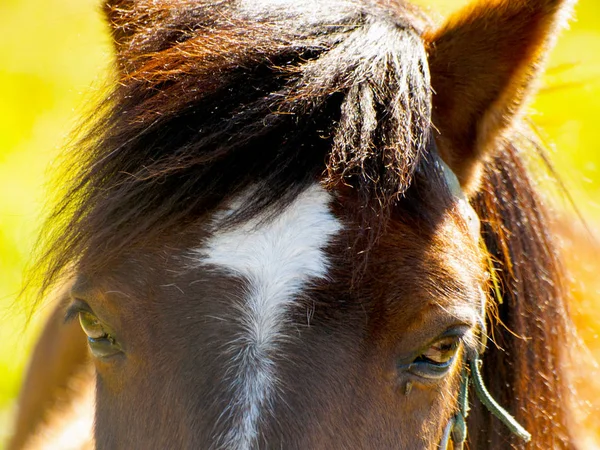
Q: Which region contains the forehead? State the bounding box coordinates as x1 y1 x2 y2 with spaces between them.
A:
81 181 484 319
363 206 485 339
78 181 484 446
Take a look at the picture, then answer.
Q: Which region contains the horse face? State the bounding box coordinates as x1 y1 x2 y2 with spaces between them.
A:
69 176 485 449
23 0 574 448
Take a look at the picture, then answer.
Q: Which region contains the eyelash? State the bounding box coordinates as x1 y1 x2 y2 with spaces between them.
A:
64 299 92 323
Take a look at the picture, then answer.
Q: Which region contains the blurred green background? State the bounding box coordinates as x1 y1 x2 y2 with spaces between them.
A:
1 0 599 445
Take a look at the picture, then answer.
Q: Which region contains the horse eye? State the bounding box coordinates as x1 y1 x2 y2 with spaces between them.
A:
418 336 461 365
78 311 122 359
79 311 108 339
407 336 462 380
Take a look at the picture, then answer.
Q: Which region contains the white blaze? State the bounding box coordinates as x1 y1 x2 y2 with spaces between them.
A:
195 184 342 449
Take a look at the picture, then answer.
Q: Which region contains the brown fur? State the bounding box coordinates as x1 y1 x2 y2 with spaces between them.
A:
426 0 575 191
11 0 581 449
469 141 576 448
7 292 89 450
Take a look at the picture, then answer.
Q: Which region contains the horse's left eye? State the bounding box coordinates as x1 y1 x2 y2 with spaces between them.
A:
417 336 461 365
407 335 463 380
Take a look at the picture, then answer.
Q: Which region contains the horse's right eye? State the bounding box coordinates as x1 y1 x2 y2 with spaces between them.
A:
66 301 123 359
78 311 109 340
78 311 122 359
79 311 111 340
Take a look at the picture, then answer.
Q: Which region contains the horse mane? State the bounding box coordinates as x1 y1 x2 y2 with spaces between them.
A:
472 139 576 448
30 0 432 299
27 0 577 447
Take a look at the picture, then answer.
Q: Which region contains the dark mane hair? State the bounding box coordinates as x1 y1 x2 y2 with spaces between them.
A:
472 142 576 448
27 0 577 447
32 0 432 298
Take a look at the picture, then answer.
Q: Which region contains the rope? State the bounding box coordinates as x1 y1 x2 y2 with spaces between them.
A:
440 356 531 448
440 368 469 449
469 356 532 442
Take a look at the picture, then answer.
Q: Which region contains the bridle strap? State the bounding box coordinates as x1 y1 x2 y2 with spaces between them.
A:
438 159 531 447
469 356 532 442
440 368 469 450
440 355 532 449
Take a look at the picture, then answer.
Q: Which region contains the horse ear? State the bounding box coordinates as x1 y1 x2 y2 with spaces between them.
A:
425 0 575 191
103 0 135 53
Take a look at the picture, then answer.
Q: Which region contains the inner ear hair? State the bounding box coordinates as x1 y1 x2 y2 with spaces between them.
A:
425 0 575 193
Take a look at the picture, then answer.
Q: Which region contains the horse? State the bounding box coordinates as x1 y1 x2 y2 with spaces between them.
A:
7 0 582 448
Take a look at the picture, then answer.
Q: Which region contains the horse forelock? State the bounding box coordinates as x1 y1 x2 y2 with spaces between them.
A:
30 0 434 301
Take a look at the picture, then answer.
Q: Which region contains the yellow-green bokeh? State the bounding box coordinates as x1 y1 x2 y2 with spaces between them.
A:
1 0 599 443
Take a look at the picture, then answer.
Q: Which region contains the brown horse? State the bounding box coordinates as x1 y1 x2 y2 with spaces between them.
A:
8 0 582 448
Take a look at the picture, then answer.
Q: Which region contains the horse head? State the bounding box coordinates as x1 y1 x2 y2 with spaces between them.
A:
11 1 578 449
